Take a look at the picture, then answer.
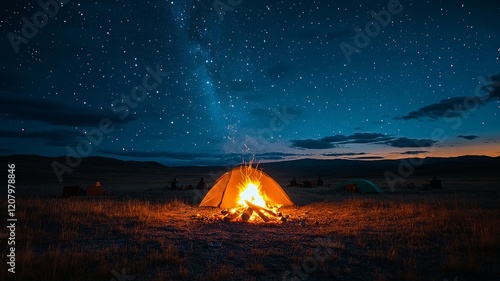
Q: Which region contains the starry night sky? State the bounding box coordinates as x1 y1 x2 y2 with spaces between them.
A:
1 0 499 165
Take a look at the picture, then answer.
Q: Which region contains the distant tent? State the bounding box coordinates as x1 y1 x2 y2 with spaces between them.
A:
86 181 104 196
334 179 383 194
61 185 84 198
199 166 294 209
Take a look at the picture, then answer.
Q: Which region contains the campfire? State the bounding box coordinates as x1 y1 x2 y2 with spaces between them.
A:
230 165 278 222
199 163 294 222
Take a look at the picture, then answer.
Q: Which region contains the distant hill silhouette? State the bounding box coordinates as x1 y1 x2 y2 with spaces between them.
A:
260 156 500 178
1 154 499 184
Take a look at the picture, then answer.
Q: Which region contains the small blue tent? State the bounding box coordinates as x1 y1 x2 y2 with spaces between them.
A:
334 179 383 194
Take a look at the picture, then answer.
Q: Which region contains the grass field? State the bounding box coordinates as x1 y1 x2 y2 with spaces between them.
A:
1 184 499 281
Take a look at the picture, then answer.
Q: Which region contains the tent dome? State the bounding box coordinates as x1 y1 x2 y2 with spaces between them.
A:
199 166 294 209
334 179 383 194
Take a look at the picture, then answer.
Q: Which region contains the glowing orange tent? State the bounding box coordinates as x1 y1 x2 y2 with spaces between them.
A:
199 165 294 209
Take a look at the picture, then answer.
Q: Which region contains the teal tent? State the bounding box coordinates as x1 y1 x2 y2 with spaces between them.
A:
334 179 383 194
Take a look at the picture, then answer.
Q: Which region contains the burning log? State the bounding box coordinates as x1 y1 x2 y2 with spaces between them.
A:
261 207 277 217
245 200 275 217
244 200 270 222
241 207 254 221
223 210 241 222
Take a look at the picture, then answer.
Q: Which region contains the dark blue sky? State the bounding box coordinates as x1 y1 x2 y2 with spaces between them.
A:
1 0 499 165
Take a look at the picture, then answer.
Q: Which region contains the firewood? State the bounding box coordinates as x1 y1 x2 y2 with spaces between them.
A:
261 208 277 217
223 210 240 222
245 200 276 217
244 200 269 222
250 203 278 217
241 207 253 221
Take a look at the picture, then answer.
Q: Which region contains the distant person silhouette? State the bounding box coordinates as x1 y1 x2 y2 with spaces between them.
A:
303 180 311 188
290 178 297 187
197 177 207 190
171 178 179 189
430 175 441 188
316 177 324 186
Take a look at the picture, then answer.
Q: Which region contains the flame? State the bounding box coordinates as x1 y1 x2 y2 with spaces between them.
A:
237 181 267 208
234 163 272 220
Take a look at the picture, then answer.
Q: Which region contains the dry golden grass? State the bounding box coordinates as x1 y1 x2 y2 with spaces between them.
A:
0 191 498 280
204 261 235 281
246 258 266 274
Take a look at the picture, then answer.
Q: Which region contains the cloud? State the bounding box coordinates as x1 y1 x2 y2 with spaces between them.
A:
399 150 428 155
256 152 299 160
100 149 212 160
0 91 136 127
290 132 389 149
345 133 393 143
398 74 500 121
314 132 391 146
457 135 479 140
352 156 385 160
290 139 335 149
291 133 438 149
398 97 474 120
320 135 348 142
99 150 299 162
385 137 437 148
322 152 366 157
0 129 85 147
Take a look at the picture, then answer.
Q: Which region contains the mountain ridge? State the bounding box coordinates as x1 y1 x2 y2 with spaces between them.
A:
1 154 499 184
